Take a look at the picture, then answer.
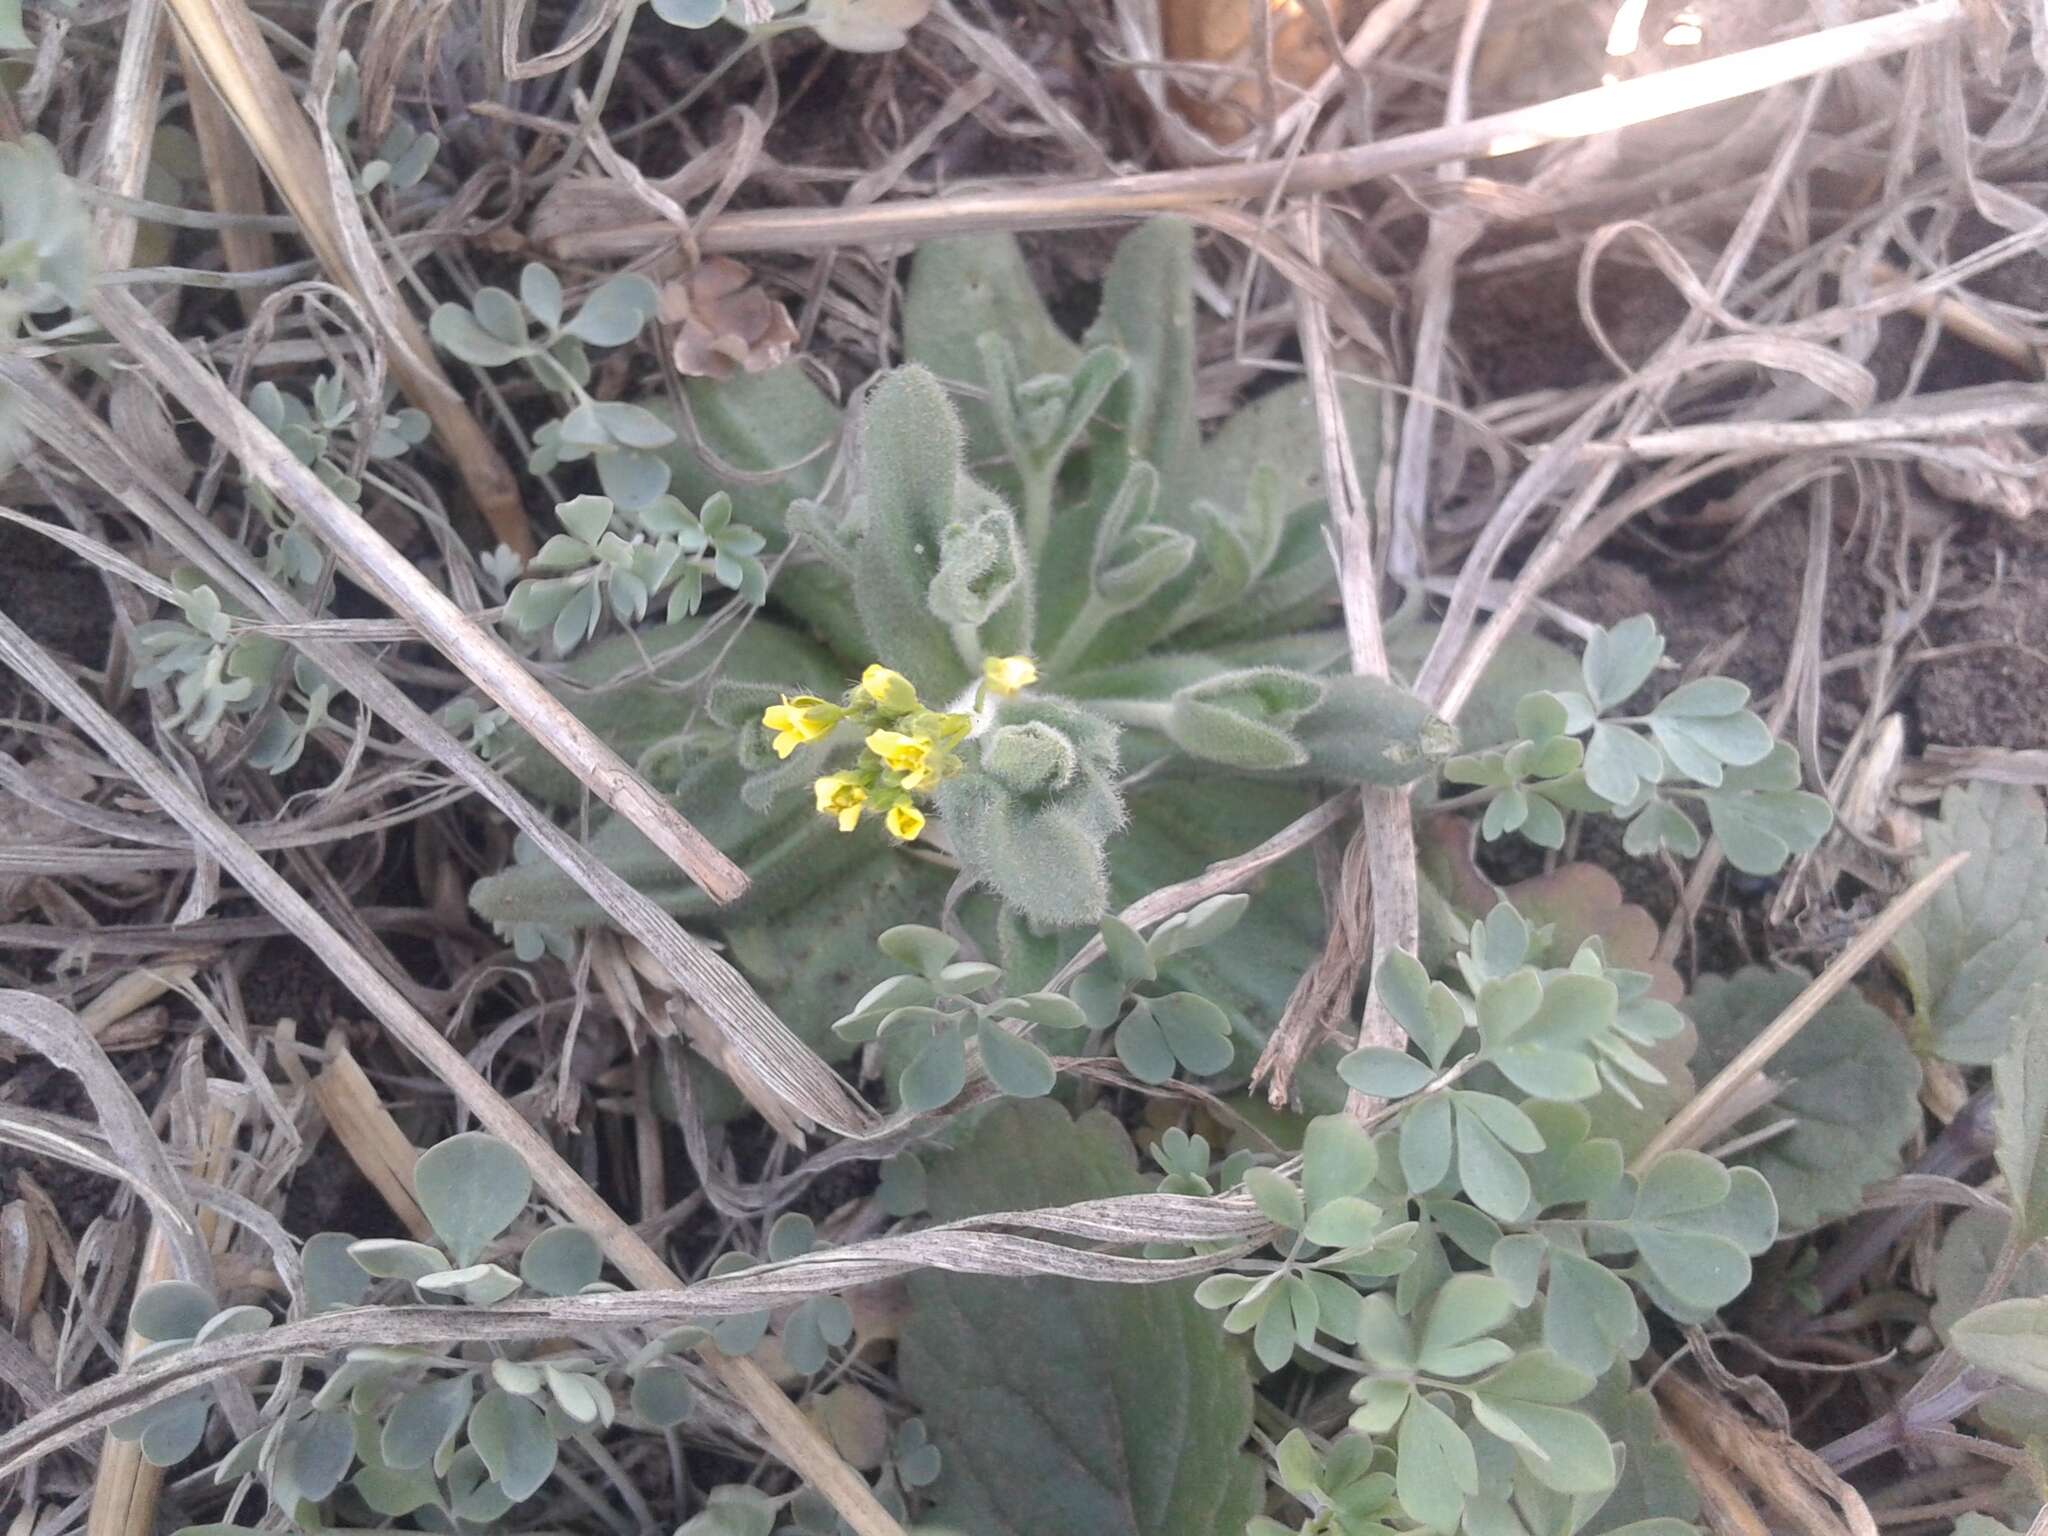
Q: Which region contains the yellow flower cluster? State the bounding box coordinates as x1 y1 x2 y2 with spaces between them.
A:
761 660 1031 842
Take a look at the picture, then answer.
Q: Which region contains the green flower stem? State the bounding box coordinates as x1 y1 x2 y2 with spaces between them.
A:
950 620 985 673
1078 696 1173 733
1019 462 1057 558
1043 588 1125 676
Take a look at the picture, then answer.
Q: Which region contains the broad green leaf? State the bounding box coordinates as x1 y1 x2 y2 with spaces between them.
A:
904 233 1082 463
273 1408 355 1505
596 445 672 512
1153 991 1235 1075
471 286 527 347
1302 1114 1379 1211
1396 1392 1478 1531
680 1485 779 1536
354 1461 440 1516
520 1225 603 1297
879 923 960 977
1996 1020 2048 1244
1544 1251 1645 1378
131 1281 216 1342
430 303 527 366
1455 1099 1536 1223
899 1101 1261 1536
1954 1298 2048 1395
446 1444 516 1522
900 1025 968 1113
1469 1395 1613 1493
1687 967 1919 1230
1105 997 1172 1083
1699 759 1835 876
381 1375 471 1471
976 1016 1057 1098
468 1387 557 1502
1243 1165 1306 1231
1304 1198 1384 1250
1340 1046 1437 1099
1416 1275 1516 1377
414 1133 531 1265
1582 617 1664 711
1377 949 1466 1066
416 1262 523 1305
1576 1370 1699 1535
1889 784 2048 1064
565 273 659 346
518 264 562 330
1101 916 1157 984
1618 1154 1775 1318
1930 1205 2048 1433
303 1232 370 1312
133 1395 210 1466
1583 723 1662 805
1402 1093 1455 1194
631 1364 697 1427
1624 798 1703 861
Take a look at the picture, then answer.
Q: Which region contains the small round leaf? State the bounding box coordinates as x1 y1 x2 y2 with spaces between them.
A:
520 1226 603 1297
131 1281 217 1343
414 1132 532 1265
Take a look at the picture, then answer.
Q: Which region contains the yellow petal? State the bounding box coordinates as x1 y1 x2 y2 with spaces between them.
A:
859 664 918 711
886 802 926 841
983 655 1038 695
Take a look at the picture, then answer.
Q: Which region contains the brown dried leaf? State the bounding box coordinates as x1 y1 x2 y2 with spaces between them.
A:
661 259 799 381
806 1382 892 1469
0 1200 47 1325
1918 432 2045 520
0 755 96 920
1160 0 1357 143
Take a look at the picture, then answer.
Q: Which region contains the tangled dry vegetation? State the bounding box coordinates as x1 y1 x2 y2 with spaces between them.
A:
3 2 2048 1536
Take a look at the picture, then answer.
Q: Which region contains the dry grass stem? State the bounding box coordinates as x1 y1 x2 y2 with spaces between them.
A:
161 0 533 553
4 357 884 1151
536 2 1974 257
1635 850 1969 1169
90 287 750 909
0 611 907 1536
307 1035 433 1241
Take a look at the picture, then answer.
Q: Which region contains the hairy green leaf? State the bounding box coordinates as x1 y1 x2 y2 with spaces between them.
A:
1889 784 2048 1064
899 1101 1260 1536
1998 1019 2048 1245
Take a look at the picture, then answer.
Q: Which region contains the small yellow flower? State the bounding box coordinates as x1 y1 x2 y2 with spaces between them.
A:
813 772 867 832
858 664 919 713
885 802 926 841
761 695 840 758
984 655 1038 696
867 728 936 789
922 710 974 749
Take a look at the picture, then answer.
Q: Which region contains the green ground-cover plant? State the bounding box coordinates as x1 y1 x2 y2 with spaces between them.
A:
130 1129 933 1534
460 221 1829 1111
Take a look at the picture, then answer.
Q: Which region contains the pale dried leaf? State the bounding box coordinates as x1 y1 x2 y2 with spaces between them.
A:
661 259 799 380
